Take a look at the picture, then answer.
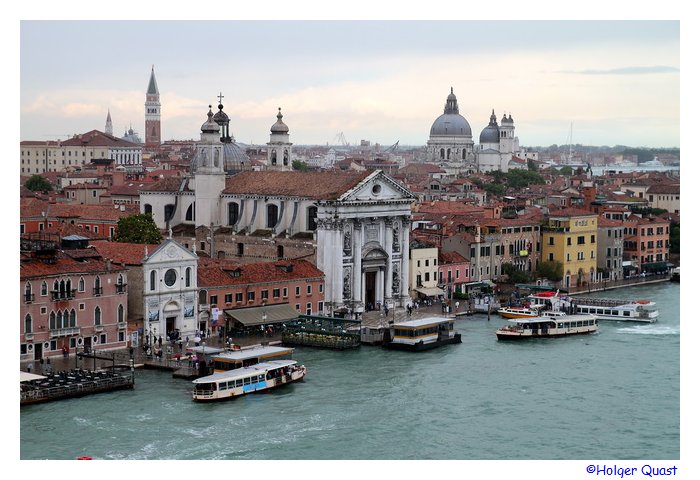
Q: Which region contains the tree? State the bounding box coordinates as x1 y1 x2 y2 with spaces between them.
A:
558 166 573 176
114 214 162 244
292 160 309 172
24 175 53 191
501 263 531 284
536 260 564 283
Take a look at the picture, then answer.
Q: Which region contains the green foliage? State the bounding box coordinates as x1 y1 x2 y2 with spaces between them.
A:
670 223 680 254
483 182 506 197
536 260 564 283
558 166 573 175
501 263 532 284
24 175 53 191
292 160 309 172
114 214 162 244
484 169 545 192
527 159 538 172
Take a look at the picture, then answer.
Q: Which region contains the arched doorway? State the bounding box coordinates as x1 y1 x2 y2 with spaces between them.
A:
362 244 389 309
163 301 180 337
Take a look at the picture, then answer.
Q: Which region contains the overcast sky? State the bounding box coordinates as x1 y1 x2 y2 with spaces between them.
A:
19 19 680 148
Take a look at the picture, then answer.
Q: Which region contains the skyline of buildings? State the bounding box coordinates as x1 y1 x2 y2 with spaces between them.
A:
20 21 680 148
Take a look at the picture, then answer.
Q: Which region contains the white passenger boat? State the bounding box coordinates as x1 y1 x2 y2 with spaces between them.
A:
211 345 295 372
496 313 598 340
527 290 658 323
192 360 306 402
383 317 461 351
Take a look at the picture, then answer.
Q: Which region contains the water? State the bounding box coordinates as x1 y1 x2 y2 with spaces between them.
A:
20 282 679 460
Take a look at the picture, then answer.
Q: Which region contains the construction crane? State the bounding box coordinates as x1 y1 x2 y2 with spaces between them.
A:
333 132 349 147
383 140 399 153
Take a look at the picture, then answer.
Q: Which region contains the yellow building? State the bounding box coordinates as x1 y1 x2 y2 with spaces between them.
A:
542 209 598 289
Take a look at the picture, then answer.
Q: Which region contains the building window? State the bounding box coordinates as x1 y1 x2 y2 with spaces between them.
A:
319 284 324 293
283 288 288 298
273 288 280 298
307 206 318 231
266 204 279 229
117 304 124 323
261 290 269 301
307 285 312 295
306 303 312 315
247 291 255 302
295 286 301 297
41 281 48 296
150 270 157 291
237 243 244 256
210 295 218 305
225 294 233 303
94 306 102 326
318 301 324 313
144 204 152 215
24 314 32 333
186 203 195 222
235 293 243 302
185 267 192 287
567 238 572 246
94 276 102 295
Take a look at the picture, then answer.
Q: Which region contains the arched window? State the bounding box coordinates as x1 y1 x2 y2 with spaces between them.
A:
78 277 85 292
228 202 239 226
186 203 195 222
447 148 451 159
117 274 124 285
283 149 289 166
49 312 56 330
307 206 318 231
117 304 124 323
266 204 278 229
149 270 156 291
24 282 32 297
41 281 48 296
59 279 66 297
164 204 175 222
144 204 153 215
94 306 102 326
198 290 208 305
271 150 277 165
440 148 445 159
24 314 32 333
94 276 102 295
185 267 191 287
462 149 466 160
70 309 76 327
214 149 219 167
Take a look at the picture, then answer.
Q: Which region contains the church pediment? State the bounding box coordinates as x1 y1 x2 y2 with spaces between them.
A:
338 170 415 203
145 239 198 264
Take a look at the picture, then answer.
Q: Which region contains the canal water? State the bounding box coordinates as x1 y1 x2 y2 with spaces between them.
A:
20 282 679 461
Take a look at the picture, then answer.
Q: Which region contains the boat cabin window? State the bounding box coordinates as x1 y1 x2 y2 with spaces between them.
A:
581 308 589 314
604 310 611 315
623 311 630 317
612 310 618 315
197 382 216 391
558 323 563 328
243 377 251 385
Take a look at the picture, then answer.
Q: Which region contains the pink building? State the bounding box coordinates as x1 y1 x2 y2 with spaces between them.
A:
623 215 671 274
438 251 471 299
20 236 129 361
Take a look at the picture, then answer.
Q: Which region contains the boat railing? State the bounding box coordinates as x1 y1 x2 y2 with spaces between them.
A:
572 297 630 307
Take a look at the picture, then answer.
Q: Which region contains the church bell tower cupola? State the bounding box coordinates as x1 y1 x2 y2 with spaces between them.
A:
267 107 293 171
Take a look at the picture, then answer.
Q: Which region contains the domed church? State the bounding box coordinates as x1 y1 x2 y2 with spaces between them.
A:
427 88 520 172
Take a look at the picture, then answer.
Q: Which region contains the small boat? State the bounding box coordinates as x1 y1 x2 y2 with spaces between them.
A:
383 317 461 351
496 313 598 340
192 360 306 402
497 305 542 319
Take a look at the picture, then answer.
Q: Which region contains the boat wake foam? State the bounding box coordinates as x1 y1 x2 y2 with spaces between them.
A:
616 324 680 335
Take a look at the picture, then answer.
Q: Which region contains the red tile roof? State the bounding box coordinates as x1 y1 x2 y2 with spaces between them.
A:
222 170 373 200
90 240 160 266
197 258 324 288
439 251 468 265
20 251 126 279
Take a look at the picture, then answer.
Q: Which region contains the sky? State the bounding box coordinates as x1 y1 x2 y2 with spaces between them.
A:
19 19 680 148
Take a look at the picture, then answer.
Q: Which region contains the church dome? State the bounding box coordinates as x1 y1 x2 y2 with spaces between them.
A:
270 108 289 134
429 88 471 137
222 141 250 172
212 103 229 124
479 109 500 144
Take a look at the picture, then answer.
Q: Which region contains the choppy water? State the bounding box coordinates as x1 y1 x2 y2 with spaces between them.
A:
20 282 679 460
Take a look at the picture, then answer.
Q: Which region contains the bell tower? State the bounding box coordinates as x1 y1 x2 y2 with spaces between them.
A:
144 65 161 149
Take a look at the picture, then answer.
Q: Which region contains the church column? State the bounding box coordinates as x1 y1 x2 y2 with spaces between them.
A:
352 219 363 311
384 217 394 305
401 215 411 305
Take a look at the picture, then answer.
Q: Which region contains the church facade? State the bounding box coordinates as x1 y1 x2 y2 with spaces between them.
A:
140 104 415 315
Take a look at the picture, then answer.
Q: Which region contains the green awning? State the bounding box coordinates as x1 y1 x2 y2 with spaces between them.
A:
224 304 299 326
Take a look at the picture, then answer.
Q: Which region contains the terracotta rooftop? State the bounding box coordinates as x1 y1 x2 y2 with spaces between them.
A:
20 251 126 280
548 208 598 218
438 251 468 265
222 170 373 200
197 258 324 288
142 177 191 193
90 240 160 266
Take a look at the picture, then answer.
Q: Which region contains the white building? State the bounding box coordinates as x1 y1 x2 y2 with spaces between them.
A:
142 239 200 341
140 104 416 315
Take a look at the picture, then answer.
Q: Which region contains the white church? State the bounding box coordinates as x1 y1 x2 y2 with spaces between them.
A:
140 101 416 315
426 87 520 172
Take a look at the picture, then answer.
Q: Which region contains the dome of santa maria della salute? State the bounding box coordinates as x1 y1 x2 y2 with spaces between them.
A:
429 88 472 137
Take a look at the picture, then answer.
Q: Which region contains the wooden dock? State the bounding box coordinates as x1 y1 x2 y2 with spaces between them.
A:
20 369 134 405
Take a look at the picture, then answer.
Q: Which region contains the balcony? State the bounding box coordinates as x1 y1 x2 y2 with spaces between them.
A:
50 290 76 301
94 324 104 332
49 326 80 338
93 286 103 296
24 293 35 303
116 284 128 294
117 322 127 330
24 332 34 341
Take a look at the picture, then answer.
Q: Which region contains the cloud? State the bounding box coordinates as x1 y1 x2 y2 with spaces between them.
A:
565 66 679 75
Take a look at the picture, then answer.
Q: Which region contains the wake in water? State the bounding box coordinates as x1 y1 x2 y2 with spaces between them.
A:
616 324 680 335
